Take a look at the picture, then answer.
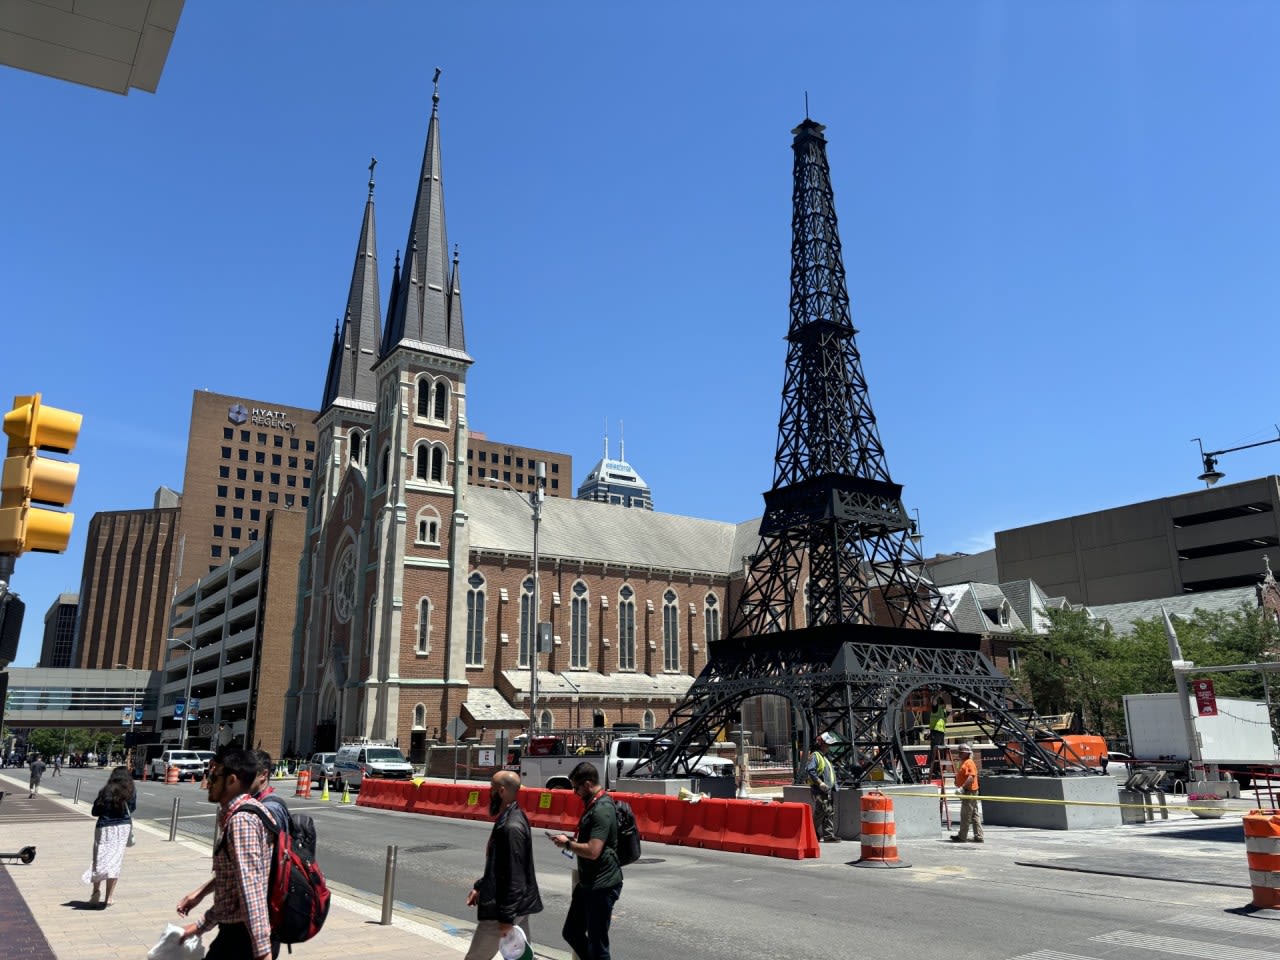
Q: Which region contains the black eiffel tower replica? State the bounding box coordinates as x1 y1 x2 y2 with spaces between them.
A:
642 117 1084 786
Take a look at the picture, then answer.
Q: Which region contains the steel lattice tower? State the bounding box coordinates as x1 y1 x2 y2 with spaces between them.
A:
638 118 1082 786
730 117 947 637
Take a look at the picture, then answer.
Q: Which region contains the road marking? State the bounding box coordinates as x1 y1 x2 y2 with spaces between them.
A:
1092 930 1280 960
1161 913 1280 938
1006 951 1098 960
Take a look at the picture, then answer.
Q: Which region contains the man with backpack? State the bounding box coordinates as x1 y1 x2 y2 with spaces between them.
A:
464 770 542 960
551 761 624 960
179 748 274 959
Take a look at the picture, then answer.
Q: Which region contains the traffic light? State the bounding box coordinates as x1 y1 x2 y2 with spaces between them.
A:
0 393 82 555
0 593 25 665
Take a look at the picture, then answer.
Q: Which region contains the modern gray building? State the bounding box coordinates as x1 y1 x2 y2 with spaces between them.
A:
994 476 1280 606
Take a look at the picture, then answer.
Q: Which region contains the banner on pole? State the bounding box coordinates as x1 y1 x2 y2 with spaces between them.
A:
1193 678 1218 716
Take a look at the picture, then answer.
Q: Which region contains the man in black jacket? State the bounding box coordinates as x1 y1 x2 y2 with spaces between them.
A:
464 770 543 960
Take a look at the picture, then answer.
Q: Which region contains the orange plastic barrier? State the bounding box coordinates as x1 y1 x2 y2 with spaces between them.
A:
720 798 756 854
677 797 729 848
355 778 391 809
165 765 179 785
1244 809 1280 908
853 790 909 869
295 769 312 799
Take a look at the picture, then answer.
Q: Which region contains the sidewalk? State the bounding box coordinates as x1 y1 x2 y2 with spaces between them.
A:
0 771 508 960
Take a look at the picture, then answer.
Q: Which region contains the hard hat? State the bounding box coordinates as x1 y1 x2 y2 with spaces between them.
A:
958 742 974 754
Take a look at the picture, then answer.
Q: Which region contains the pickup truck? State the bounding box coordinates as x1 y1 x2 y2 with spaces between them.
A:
514 735 734 790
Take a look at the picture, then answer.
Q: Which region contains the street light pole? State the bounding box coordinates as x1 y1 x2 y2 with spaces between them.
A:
531 461 543 732
490 461 546 733
116 663 138 770
173 638 196 750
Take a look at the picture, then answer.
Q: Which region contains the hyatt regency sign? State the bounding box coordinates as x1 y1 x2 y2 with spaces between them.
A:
228 402 296 433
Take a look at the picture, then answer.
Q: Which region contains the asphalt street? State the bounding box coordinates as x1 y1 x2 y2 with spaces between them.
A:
56 770 1279 960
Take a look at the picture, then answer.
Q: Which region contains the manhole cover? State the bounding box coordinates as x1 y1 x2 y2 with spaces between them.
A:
401 843 452 854
632 857 665 865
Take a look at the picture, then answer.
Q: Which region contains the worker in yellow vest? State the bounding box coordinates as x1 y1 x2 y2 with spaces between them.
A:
949 743 984 843
805 737 840 842
928 696 948 776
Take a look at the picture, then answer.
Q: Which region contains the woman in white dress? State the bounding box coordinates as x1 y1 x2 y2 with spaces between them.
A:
83 766 136 906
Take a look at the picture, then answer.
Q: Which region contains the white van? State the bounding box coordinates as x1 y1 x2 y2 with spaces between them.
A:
334 743 413 789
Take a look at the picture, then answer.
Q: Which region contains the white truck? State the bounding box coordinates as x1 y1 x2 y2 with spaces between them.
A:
513 734 734 791
1123 693 1278 787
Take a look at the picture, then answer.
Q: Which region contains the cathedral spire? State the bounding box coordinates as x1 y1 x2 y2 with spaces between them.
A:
380 68 465 358
321 159 383 410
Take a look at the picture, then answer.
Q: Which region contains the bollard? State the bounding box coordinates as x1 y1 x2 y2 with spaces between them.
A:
380 845 398 925
73 777 82 805
169 797 181 842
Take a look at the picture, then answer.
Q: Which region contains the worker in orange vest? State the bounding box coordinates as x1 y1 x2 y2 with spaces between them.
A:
949 743 984 844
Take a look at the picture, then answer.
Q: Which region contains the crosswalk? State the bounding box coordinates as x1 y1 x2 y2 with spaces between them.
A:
0 793 86 823
1007 912 1280 960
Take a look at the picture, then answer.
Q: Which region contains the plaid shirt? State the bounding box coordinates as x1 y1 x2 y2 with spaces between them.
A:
199 793 273 957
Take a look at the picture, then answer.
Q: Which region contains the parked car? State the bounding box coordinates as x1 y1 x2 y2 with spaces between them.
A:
194 750 216 774
308 752 341 788
335 743 413 790
150 749 206 781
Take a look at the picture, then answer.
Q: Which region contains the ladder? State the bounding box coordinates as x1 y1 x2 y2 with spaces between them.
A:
934 746 955 829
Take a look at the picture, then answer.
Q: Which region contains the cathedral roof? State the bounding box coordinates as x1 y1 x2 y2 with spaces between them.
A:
467 485 738 575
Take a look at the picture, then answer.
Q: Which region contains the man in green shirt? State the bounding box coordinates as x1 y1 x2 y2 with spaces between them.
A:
552 762 623 960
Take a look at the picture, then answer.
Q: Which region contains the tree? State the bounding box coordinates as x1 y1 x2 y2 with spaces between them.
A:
1013 600 1280 741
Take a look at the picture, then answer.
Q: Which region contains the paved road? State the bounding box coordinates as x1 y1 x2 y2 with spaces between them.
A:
56 771 1274 960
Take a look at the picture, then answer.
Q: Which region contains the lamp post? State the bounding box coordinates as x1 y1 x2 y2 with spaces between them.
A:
116 663 139 769
172 637 196 750
490 461 545 732
560 671 582 733
1193 431 1280 487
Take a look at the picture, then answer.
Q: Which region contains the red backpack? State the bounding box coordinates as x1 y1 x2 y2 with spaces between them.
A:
227 803 330 947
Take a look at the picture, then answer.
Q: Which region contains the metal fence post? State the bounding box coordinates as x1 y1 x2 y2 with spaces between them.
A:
380 845 398 925
73 777 82 804
169 797 181 841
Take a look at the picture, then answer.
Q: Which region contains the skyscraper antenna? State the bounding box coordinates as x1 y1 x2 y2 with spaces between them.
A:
804 91 810 118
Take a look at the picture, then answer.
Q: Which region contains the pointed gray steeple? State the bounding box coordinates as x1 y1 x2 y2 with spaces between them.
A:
322 160 383 410
380 69 466 359
447 244 465 352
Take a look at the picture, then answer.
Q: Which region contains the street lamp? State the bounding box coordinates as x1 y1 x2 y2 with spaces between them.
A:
115 663 139 768
171 637 196 749
489 461 546 732
559 671 582 732
1193 430 1280 487
908 507 923 546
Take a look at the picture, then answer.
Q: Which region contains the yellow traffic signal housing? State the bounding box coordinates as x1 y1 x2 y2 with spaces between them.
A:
0 393 82 555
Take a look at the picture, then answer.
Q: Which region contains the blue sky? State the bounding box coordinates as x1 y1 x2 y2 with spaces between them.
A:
4 2 1280 667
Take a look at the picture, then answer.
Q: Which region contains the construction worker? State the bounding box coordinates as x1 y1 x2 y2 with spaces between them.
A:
928 696 948 775
949 742 984 843
805 737 840 842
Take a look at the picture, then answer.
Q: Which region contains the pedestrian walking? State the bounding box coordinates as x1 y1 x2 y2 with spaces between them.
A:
805 736 840 842
464 770 542 960
28 754 46 797
949 742 985 844
52 754 62 777
179 748 275 959
552 762 623 960
82 766 136 907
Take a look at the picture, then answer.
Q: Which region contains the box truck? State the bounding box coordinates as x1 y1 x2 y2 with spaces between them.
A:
1122 693 1278 787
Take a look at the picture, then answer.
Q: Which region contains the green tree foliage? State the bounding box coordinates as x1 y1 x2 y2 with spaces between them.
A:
1012 602 1280 739
24 727 120 759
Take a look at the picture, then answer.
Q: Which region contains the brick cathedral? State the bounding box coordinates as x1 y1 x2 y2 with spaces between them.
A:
286 82 750 759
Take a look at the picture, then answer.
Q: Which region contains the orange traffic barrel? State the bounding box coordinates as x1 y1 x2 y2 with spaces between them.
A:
1244 809 1280 908
852 790 910 869
295 768 312 799
165 765 179 785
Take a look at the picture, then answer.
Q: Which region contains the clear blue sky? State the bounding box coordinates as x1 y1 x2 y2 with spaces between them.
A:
5 2 1280 667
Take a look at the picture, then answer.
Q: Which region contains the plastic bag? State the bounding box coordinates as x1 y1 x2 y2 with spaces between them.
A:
498 925 533 960
147 923 205 960
127 824 136 848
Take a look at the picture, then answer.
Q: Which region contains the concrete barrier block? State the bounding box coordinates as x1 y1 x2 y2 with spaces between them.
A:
981 774 1121 829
